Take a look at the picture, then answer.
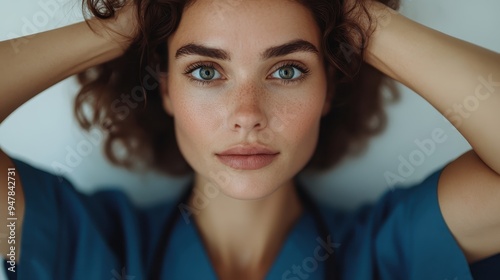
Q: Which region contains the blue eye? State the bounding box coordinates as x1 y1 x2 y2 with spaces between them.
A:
190 65 222 81
270 64 308 81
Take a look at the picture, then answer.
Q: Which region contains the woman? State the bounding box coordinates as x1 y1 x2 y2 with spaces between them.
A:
1 0 499 279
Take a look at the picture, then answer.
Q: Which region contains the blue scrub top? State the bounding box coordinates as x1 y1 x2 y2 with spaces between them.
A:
3 156 500 279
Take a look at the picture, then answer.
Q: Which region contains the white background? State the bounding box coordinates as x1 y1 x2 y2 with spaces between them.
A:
0 0 500 277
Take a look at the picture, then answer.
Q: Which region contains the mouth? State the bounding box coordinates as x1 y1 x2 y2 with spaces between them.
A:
216 144 280 170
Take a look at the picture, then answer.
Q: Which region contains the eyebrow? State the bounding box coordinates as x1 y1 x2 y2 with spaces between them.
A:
261 39 319 59
174 39 319 60
175 44 230 60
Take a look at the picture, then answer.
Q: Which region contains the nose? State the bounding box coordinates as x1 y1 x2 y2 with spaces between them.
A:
227 84 268 132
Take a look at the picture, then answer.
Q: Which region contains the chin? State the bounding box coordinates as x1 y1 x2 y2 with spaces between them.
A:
211 172 287 201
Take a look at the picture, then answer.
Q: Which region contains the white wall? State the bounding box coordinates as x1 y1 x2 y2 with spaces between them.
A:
0 0 499 278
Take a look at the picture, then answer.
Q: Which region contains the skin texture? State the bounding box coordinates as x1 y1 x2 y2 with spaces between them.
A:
161 1 330 277
163 0 329 200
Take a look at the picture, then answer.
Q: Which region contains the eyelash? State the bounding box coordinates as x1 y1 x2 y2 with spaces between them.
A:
183 61 310 86
275 62 310 85
183 62 218 86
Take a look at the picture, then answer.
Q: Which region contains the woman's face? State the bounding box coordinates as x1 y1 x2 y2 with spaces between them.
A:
163 0 331 200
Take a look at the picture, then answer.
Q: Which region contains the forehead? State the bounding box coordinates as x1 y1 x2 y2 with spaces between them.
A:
168 0 321 56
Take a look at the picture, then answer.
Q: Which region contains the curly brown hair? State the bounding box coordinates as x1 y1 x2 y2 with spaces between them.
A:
76 0 399 176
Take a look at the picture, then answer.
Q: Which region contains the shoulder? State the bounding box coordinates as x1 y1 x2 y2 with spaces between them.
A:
437 150 500 262
10 155 137 217
315 166 473 279
317 166 444 238
6 155 179 279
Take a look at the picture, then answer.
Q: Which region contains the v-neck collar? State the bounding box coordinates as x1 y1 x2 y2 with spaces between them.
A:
161 206 325 279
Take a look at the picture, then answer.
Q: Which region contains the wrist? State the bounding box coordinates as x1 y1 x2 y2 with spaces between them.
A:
367 1 401 31
363 2 407 79
86 2 139 53
342 1 399 55
87 17 133 54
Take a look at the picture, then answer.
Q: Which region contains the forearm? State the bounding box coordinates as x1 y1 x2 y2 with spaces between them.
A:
365 3 500 173
0 19 127 124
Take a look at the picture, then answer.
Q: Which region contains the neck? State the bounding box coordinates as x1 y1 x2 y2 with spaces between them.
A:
188 176 303 278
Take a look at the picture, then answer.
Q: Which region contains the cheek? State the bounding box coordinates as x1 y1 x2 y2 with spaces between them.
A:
279 98 324 149
172 98 218 147
167 81 221 138
167 86 224 169
270 85 326 143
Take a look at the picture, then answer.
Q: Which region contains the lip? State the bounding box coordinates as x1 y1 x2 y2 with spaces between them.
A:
216 144 279 170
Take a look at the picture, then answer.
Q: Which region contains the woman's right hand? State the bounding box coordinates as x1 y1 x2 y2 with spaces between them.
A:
0 3 139 124
88 1 140 51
